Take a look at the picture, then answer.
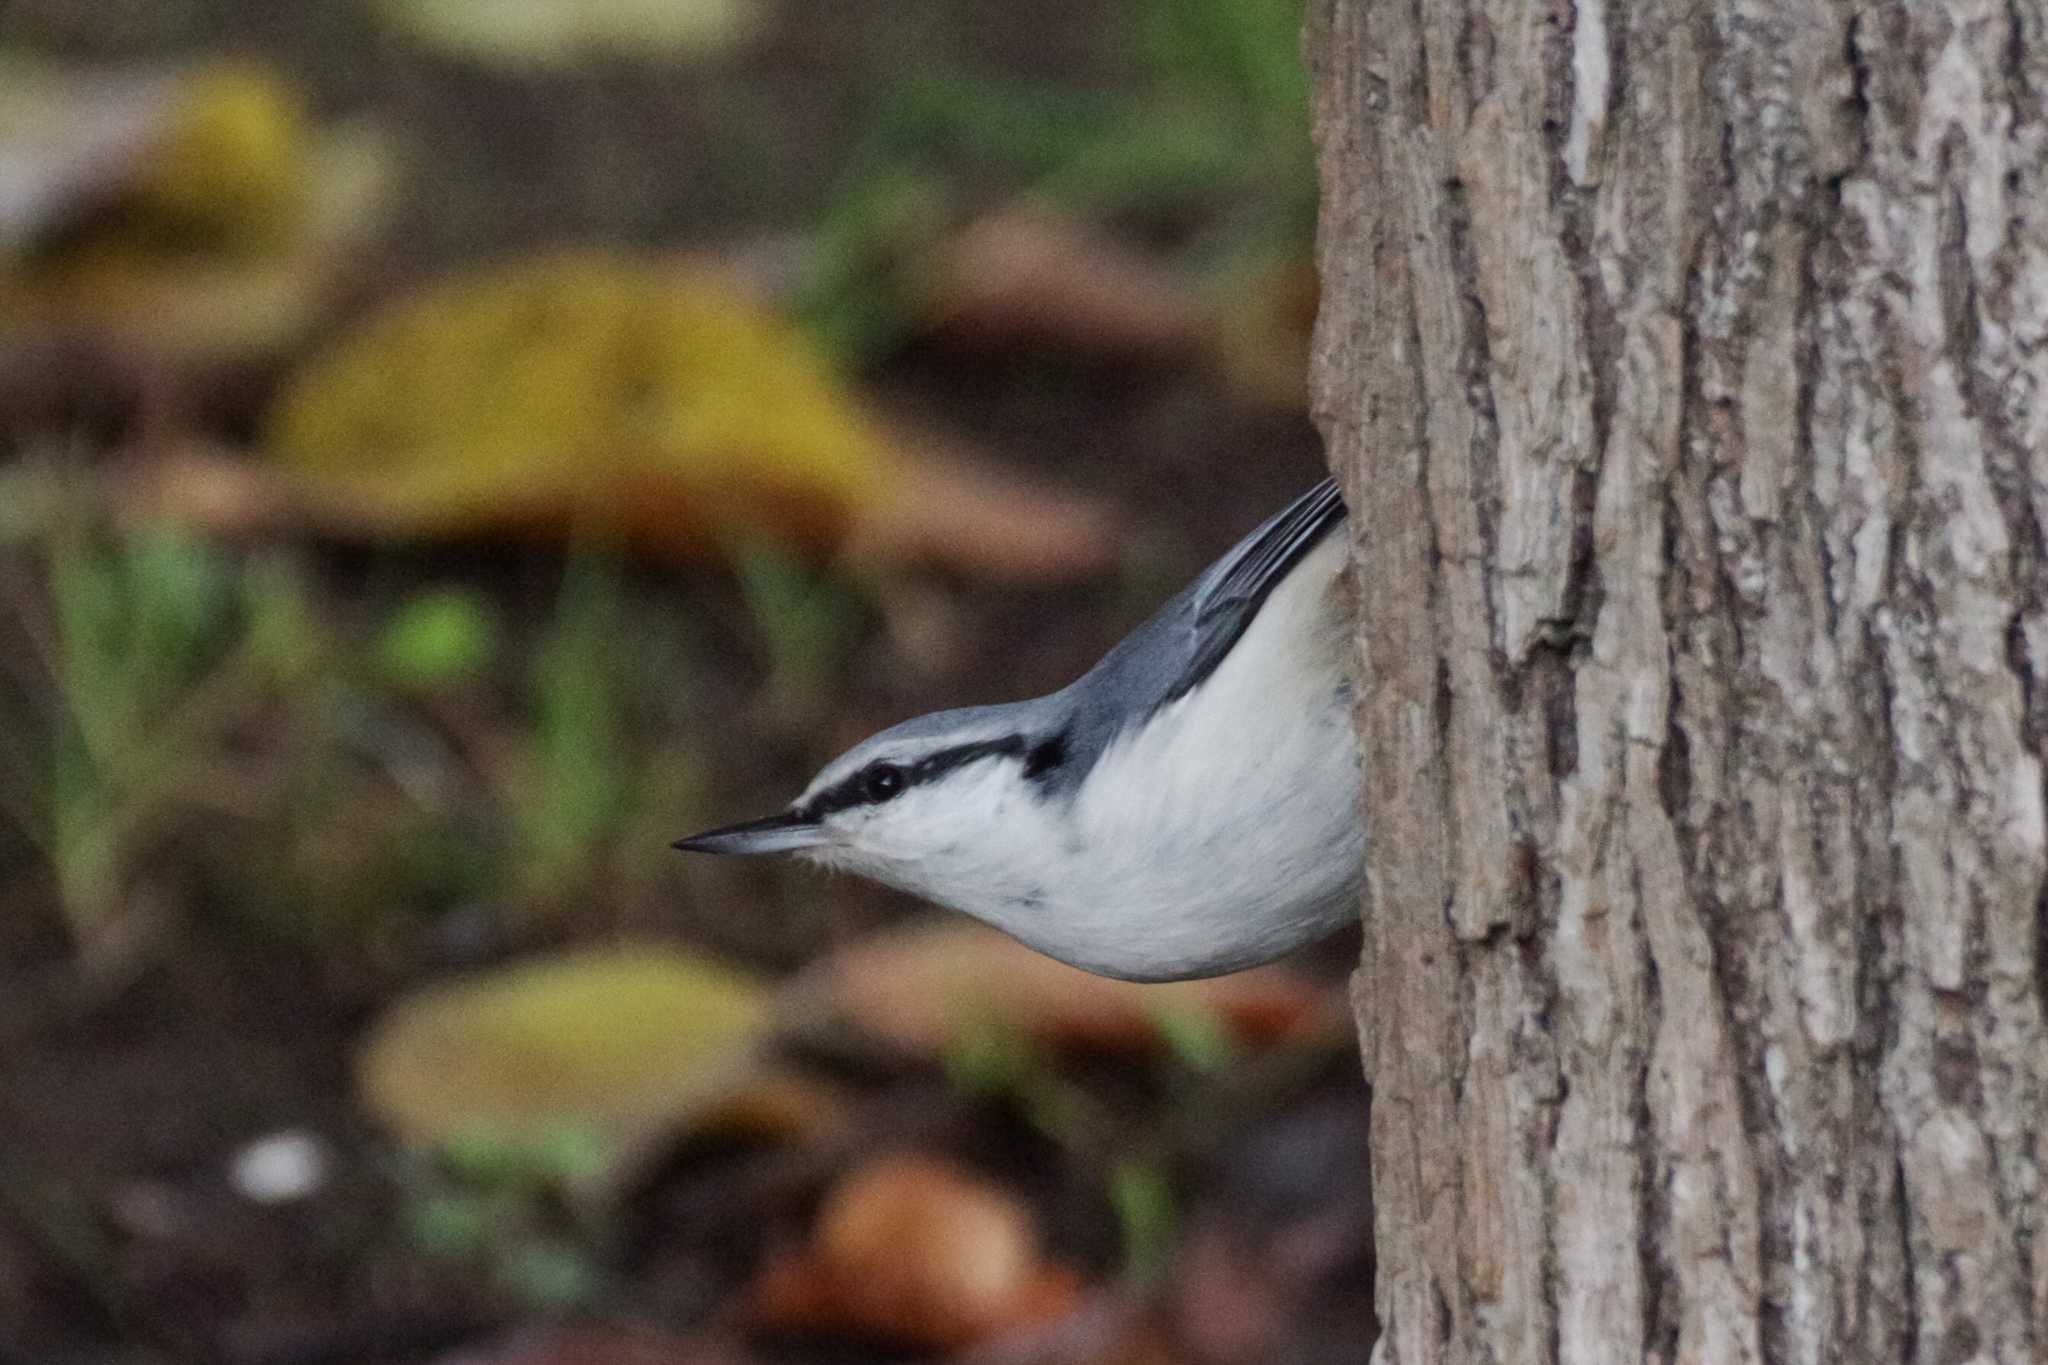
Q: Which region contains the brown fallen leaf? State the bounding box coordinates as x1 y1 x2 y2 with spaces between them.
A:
114 431 1116 585
919 205 1207 359
781 921 1344 1060
844 410 1120 583
687 1068 852 1148
916 204 1315 414
748 1153 1082 1351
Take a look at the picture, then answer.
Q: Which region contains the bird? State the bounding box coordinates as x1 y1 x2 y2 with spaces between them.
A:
674 477 1363 982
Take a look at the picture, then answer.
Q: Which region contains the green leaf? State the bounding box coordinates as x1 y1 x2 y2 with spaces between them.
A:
731 542 863 721
496 1239 604 1312
1110 1157 1178 1289
124 528 232 678
941 1017 1035 1097
1150 1001 1240 1074
377 587 498 688
407 1191 493 1257
240 554 324 682
437 1122 611 1190
520 553 630 888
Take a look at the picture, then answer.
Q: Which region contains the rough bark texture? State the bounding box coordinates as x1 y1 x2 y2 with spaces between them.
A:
1307 1 2048 1362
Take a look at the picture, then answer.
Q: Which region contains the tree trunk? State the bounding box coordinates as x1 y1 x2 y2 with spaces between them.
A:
1306 1 2048 1361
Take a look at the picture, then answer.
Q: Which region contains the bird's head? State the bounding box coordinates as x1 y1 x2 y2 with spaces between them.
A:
673 703 1070 899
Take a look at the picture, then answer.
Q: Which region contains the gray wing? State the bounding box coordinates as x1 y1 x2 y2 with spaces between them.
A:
1037 478 1347 794
1165 476 1345 702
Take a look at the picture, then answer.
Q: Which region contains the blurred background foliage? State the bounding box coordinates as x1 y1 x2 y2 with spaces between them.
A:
0 2 1371 1362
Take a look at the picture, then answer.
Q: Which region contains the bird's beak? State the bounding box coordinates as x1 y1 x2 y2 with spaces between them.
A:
672 811 824 856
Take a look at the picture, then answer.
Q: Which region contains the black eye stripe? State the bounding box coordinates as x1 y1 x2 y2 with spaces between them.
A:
903 738 1021 787
804 730 1069 818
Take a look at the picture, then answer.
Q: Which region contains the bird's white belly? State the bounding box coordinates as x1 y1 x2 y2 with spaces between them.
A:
978 534 1364 980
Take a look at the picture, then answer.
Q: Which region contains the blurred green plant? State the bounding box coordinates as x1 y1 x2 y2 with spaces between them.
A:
3 519 481 959
0 508 722 965
519 555 633 896
732 541 867 726
375 586 500 690
15 523 277 956
1150 1000 1242 1074
507 551 671 911
278 553 698 939
943 1017 1104 1146
400 1122 614 1314
1108 1156 1179 1290
936 994 1339 1290
795 0 1313 363
225 570 500 952
941 1010 1224 1288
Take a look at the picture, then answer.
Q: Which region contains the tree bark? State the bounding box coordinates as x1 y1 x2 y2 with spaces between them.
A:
1307 1 2048 1362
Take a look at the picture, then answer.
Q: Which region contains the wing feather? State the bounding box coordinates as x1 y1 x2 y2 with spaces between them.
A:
1163 477 1345 701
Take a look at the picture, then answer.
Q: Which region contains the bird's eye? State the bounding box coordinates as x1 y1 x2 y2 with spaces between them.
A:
862 764 906 803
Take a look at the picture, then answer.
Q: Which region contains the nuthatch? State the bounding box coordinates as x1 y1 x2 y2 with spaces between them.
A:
677 480 1361 982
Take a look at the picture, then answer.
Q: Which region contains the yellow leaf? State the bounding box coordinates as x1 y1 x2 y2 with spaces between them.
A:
0 58 388 368
267 253 894 553
132 61 310 252
355 947 772 1155
0 57 308 254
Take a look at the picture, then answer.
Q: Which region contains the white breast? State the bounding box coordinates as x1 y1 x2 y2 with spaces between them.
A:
968 533 1364 979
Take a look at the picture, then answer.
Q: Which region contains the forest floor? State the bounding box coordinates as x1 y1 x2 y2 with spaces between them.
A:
0 1 1374 1361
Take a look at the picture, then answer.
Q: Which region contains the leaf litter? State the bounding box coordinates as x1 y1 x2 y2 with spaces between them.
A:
0 57 393 370
0 3 1371 1360
107 252 1119 581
